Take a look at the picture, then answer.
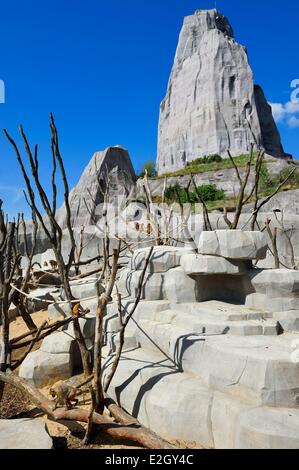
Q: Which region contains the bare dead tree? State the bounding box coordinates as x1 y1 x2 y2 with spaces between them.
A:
250 167 297 231
11 213 39 331
225 144 256 230
189 175 212 232
4 115 91 376
0 371 175 449
93 244 121 413
0 203 21 401
224 146 297 231
273 210 298 270
264 218 280 269
104 246 154 393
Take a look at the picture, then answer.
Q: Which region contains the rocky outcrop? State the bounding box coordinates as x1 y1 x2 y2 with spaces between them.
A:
104 242 299 448
157 9 286 175
57 146 136 227
0 419 53 449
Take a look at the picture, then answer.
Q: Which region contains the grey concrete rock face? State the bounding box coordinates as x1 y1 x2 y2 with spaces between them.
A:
48 303 72 320
273 311 299 333
27 287 56 313
198 230 268 260
157 9 285 175
57 146 136 228
164 267 200 303
19 350 73 388
246 293 299 312
64 314 96 347
250 269 299 298
63 278 101 301
235 407 299 449
180 254 247 276
130 246 195 273
40 331 78 355
0 419 53 449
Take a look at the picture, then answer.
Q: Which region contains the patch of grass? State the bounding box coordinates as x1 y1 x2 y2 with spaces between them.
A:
153 153 257 179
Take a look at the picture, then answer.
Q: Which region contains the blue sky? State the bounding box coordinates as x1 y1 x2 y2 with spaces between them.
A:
0 0 298 217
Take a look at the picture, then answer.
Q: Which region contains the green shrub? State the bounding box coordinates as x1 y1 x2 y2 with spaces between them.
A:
164 183 225 204
140 160 156 178
259 165 299 191
259 164 273 190
195 184 225 202
187 154 223 167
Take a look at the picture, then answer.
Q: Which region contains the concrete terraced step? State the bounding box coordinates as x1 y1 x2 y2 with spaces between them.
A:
128 321 299 409
103 346 299 449
170 301 273 321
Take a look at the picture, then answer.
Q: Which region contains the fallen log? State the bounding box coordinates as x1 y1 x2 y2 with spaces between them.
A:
0 371 175 450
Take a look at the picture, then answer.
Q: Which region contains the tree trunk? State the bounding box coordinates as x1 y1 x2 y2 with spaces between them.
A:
0 372 175 449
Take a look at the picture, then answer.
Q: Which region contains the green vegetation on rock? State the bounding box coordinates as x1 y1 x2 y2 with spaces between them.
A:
164 183 225 205
153 153 257 179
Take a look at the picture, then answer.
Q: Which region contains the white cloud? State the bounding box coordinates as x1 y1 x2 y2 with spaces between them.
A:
288 116 299 128
269 101 299 129
0 185 24 203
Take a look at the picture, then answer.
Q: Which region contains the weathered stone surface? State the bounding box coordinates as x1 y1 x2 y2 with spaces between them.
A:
27 287 56 313
65 278 101 301
273 311 299 333
117 270 165 301
164 267 200 303
80 298 98 314
250 269 299 298
198 230 268 260
192 335 299 408
48 303 72 320
157 9 285 175
0 419 53 449
109 334 139 353
211 392 252 449
171 300 271 322
64 314 96 348
130 246 195 273
246 293 299 312
136 158 288 200
103 347 215 448
116 268 132 298
56 146 136 228
40 331 77 355
19 350 72 388
180 254 247 276
235 407 299 449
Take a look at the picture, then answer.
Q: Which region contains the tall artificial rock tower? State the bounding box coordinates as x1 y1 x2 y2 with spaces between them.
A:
156 9 286 175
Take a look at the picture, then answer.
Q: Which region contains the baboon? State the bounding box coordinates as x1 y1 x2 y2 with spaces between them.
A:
49 382 82 410
49 259 58 270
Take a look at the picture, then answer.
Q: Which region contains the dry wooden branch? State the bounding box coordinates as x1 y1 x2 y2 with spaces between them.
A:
94 245 121 413
250 167 297 231
229 144 255 230
0 371 175 449
265 219 280 269
104 246 154 393
4 117 91 376
190 175 212 231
